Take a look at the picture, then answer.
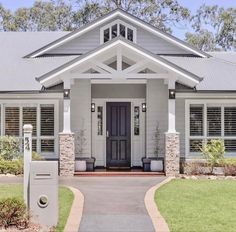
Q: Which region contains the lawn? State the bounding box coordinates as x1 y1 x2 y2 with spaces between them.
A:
0 184 74 232
155 179 236 232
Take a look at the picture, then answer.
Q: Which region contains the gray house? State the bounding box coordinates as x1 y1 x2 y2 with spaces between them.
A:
1 9 236 176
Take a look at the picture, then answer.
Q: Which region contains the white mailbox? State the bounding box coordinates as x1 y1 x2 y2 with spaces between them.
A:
29 161 58 227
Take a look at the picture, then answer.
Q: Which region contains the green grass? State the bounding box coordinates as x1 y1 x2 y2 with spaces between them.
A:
0 184 74 232
155 179 236 232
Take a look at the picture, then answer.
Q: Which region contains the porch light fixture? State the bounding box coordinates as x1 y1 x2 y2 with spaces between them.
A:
142 103 146 112
64 89 70 99
91 103 95 112
169 89 175 99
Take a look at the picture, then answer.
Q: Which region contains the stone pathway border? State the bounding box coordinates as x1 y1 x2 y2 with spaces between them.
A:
64 186 84 232
144 177 175 232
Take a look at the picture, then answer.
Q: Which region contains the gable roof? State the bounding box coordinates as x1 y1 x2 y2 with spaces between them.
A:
25 8 210 58
36 36 202 88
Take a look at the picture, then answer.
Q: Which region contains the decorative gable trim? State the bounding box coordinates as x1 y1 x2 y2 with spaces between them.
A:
36 37 203 88
25 9 210 58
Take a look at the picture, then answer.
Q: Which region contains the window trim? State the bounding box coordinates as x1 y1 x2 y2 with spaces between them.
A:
186 99 236 158
0 100 59 158
100 19 137 44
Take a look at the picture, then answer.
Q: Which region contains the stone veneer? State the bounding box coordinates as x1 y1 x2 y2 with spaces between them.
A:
59 133 75 176
165 133 180 176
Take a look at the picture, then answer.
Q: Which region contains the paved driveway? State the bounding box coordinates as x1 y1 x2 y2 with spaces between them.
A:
60 176 166 232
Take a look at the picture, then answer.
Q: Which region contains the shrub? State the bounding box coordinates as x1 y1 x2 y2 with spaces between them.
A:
0 136 20 160
183 161 211 175
32 151 44 161
201 139 225 170
0 198 29 229
224 158 236 176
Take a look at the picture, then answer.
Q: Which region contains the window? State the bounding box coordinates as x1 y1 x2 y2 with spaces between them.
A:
97 106 103 135
101 20 136 43
2 102 57 155
134 106 140 135
188 102 236 155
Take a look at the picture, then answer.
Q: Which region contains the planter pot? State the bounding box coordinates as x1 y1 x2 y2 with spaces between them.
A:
212 167 225 176
150 160 163 172
75 160 86 172
142 158 151 172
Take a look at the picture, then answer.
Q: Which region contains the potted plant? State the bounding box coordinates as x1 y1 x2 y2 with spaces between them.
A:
75 128 87 172
201 139 225 175
150 123 164 172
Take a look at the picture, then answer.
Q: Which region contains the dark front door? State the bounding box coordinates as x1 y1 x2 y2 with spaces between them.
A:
106 102 131 168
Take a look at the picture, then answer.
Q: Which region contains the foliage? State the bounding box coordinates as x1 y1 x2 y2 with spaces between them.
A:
0 197 29 229
155 179 236 232
201 139 225 169
0 136 20 160
32 151 45 161
223 158 236 176
186 5 236 51
183 161 211 175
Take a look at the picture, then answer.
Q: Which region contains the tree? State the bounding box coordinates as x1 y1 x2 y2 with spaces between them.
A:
186 5 236 51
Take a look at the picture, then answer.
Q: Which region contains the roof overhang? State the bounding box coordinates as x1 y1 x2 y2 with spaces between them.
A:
36 37 203 88
26 9 210 58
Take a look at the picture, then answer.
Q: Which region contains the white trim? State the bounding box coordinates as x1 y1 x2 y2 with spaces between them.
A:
91 79 147 84
100 19 137 44
40 40 199 87
185 99 236 158
30 11 207 58
0 99 59 158
177 92 236 99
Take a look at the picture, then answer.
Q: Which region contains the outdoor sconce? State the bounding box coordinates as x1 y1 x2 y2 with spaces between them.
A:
169 89 176 99
142 103 147 112
64 89 70 99
91 103 95 112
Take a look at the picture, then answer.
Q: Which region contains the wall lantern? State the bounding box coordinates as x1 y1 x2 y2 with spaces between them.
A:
64 89 70 99
169 89 176 99
142 103 147 112
91 103 95 112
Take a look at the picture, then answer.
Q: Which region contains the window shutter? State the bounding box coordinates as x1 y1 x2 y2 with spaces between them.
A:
190 105 203 136
5 107 20 136
23 107 37 136
225 140 236 152
189 139 202 152
224 107 236 136
41 140 54 152
207 107 221 136
40 105 54 136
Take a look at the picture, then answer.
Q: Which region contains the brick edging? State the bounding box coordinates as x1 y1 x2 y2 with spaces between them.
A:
144 177 175 232
64 186 84 232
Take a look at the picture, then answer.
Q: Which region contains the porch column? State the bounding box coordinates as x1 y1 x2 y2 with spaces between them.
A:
165 79 180 176
59 80 75 176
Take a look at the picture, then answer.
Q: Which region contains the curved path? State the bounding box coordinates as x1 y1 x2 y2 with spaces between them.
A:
60 176 166 232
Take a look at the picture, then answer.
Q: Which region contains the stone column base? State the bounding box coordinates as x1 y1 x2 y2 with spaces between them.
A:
59 133 75 176
165 132 180 176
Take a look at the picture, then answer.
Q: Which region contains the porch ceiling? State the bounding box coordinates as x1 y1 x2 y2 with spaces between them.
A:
36 37 203 88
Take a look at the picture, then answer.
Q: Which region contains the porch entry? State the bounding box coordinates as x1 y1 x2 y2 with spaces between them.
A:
106 102 131 168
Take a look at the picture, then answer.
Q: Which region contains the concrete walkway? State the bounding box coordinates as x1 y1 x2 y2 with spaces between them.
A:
60 176 166 232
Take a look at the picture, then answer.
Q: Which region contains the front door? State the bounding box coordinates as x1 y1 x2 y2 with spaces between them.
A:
106 102 131 168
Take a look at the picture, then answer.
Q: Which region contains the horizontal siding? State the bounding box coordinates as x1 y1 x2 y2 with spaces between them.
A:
71 79 91 157
92 84 146 98
146 79 168 157
176 98 185 157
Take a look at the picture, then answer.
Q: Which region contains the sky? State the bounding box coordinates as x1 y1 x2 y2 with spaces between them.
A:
0 0 235 38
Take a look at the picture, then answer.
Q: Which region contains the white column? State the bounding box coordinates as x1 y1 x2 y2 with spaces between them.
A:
63 99 71 133
167 79 176 133
23 124 32 208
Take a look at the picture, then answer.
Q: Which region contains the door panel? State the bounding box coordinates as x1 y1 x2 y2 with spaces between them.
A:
106 102 131 168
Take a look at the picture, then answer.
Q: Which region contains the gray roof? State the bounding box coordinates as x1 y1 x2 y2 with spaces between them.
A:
0 32 236 92
0 32 75 91
163 53 236 91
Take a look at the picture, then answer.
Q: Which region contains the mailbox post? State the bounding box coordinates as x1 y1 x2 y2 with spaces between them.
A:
23 124 33 208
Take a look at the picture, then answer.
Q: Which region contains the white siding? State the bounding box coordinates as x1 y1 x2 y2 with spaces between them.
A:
71 79 91 158
146 79 168 157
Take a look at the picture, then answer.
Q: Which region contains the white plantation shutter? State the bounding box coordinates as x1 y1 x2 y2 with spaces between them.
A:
23 107 37 136
224 107 236 136
40 105 54 136
207 107 221 136
41 140 54 152
190 105 203 136
5 107 20 136
225 140 236 152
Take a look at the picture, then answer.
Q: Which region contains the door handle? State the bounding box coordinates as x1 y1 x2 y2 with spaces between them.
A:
106 131 109 138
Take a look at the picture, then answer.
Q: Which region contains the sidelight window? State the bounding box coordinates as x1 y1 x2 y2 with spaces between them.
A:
134 106 140 135
97 106 103 135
